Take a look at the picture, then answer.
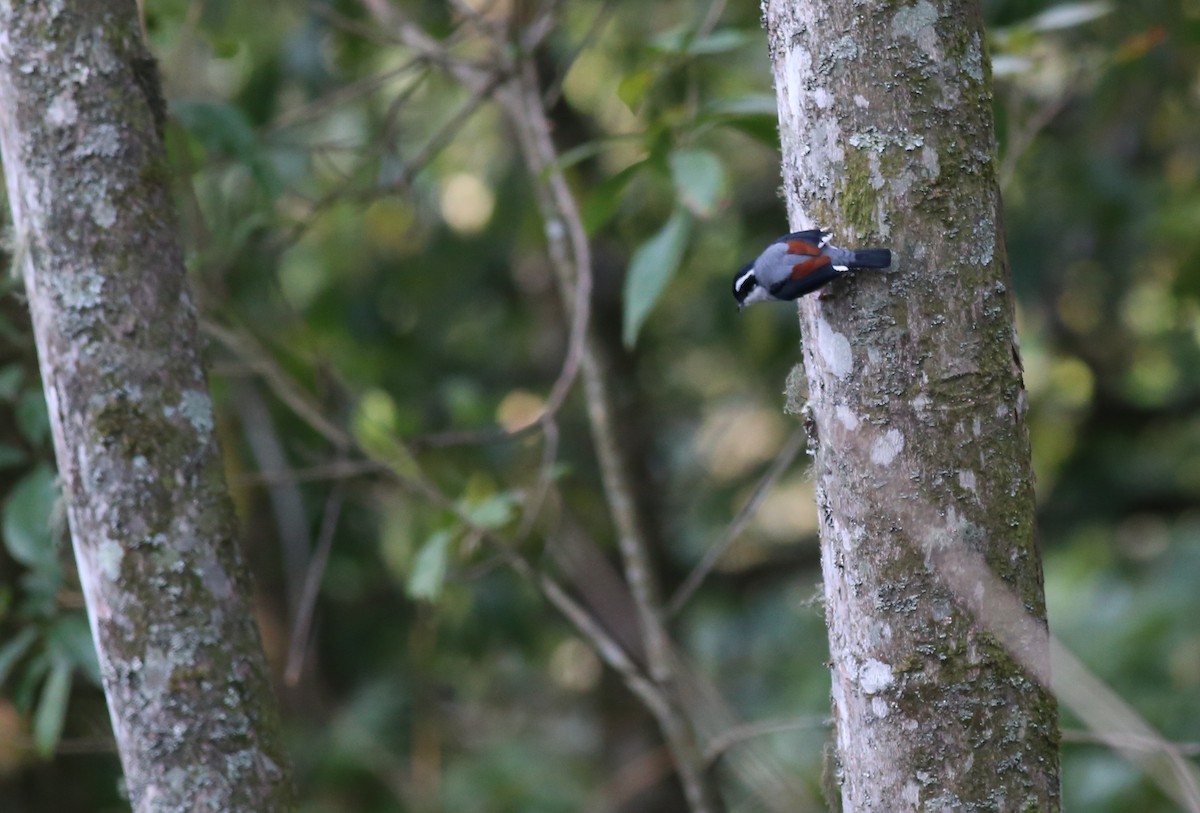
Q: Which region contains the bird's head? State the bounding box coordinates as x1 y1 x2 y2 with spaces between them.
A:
732 261 767 309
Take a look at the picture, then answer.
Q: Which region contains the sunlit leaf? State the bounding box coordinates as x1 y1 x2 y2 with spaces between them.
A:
33 660 71 758
2 465 60 572
1030 1 1112 31
669 148 726 218
352 390 421 480
617 70 654 112
991 55 1034 77
622 208 692 347
407 529 454 602
463 492 517 530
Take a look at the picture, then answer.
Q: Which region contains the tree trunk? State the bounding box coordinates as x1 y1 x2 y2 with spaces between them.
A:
762 0 1062 809
0 3 295 811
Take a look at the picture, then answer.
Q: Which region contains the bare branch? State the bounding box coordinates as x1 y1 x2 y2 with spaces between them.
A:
929 544 1200 812
235 381 313 622
703 715 826 765
285 480 347 685
668 426 808 616
499 53 723 813
204 320 354 448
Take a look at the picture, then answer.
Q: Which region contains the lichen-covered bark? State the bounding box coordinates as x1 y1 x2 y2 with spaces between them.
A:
0 3 294 811
762 0 1061 810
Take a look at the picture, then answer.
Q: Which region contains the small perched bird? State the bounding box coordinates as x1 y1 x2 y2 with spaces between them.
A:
731 230 892 308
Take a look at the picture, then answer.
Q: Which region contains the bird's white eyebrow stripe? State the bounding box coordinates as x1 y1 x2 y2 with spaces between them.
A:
735 267 755 290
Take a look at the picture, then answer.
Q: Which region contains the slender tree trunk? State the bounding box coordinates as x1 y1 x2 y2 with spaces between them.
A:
762 0 1061 809
0 3 294 811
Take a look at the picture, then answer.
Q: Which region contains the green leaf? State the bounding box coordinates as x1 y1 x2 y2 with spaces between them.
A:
684 29 755 55
46 615 100 686
668 148 726 218
583 161 646 234
0 627 38 689
0 313 23 345
700 96 781 147
463 492 516 530
652 26 753 56
15 391 49 446
1029 1 1112 31
407 529 454 602
703 95 779 117
352 389 421 480
622 208 692 347
33 660 71 758
0 364 23 401
2 465 60 572
171 100 282 199
617 70 654 112
0 443 27 469
723 117 781 147
555 141 612 173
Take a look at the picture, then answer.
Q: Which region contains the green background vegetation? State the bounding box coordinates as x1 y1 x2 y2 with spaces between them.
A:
1 0 1198 810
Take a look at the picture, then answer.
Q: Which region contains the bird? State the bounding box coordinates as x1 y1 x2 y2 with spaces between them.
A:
731 230 891 308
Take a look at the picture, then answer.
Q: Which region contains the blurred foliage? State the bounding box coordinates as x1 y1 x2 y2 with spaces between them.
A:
0 0 1198 811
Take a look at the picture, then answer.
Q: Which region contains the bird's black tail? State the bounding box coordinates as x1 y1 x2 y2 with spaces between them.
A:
849 249 891 268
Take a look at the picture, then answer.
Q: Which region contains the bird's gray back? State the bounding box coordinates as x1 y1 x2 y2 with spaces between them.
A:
754 241 794 287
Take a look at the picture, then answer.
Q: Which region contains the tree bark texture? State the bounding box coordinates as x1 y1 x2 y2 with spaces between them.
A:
763 0 1061 810
0 3 294 811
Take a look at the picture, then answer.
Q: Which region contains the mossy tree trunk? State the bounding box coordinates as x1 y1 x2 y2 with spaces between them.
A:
762 0 1062 809
0 3 294 810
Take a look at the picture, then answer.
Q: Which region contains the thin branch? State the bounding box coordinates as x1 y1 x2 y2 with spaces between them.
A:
237 458 388 487
668 426 808 616
265 59 428 134
310 2 407 46
998 90 1071 194
930 544 1200 812
542 0 618 108
203 321 353 448
285 480 347 685
583 746 674 813
411 421 539 449
386 72 505 190
515 417 559 541
359 0 494 90
1061 729 1200 758
703 715 826 765
498 60 592 429
696 0 728 39
235 381 313 621
500 54 723 813
670 648 821 813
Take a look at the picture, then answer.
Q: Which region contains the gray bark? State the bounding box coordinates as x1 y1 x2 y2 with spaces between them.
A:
0 3 294 811
762 0 1062 810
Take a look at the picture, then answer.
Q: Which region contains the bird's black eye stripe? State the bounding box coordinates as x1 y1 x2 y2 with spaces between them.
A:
733 266 756 298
